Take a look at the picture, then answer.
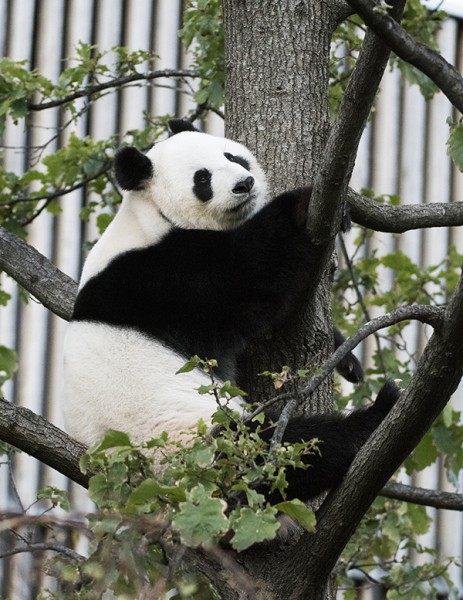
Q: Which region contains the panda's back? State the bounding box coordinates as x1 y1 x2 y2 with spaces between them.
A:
62 320 231 446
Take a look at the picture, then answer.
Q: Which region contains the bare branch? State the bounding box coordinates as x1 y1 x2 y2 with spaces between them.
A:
380 481 463 511
338 234 387 373
266 303 444 445
348 188 463 233
27 69 200 112
345 0 463 113
0 226 77 321
0 541 84 563
0 398 88 488
7 162 111 208
307 0 406 245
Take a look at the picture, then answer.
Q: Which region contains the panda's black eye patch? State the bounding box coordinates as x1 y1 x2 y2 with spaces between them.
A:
193 169 213 202
224 152 251 172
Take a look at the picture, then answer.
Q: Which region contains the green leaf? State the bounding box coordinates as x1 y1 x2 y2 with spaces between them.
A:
405 430 439 474
252 411 266 425
197 383 216 395
0 345 18 389
447 120 463 172
37 486 71 511
96 212 113 234
219 380 247 398
275 499 316 532
189 442 215 467
0 289 11 307
172 484 228 546
88 462 130 509
127 478 186 509
88 429 133 453
397 61 437 100
229 505 280 551
176 355 201 374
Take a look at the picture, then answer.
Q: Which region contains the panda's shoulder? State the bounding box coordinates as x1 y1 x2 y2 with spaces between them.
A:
85 226 232 284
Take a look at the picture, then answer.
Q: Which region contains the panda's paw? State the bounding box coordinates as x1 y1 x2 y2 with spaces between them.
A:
336 351 364 383
333 328 364 383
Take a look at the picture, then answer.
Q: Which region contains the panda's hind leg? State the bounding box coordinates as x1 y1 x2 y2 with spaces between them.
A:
257 380 401 503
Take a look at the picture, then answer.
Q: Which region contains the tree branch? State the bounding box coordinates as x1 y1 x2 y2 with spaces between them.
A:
344 0 463 113
2 396 463 514
295 267 463 595
0 398 88 488
0 226 77 321
268 303 443 446
7 163 111 208
0 541 84 563
348 189 463 233
307 0 406 245
380 481 463 511
27 69 200 111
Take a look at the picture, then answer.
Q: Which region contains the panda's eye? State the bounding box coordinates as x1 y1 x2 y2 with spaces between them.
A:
197 171 210 184
224 152 251 172
193 169 213 202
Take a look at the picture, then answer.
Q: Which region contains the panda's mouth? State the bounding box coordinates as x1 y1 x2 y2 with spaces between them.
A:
227 194 255 213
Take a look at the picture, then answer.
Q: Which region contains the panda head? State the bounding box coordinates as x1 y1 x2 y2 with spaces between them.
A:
114 121 268 231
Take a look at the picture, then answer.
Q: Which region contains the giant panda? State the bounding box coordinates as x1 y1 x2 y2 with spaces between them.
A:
62 119 400 501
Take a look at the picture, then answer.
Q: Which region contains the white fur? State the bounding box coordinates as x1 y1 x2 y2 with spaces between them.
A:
79 189 172 287
63 321 241 446
63 130 266 447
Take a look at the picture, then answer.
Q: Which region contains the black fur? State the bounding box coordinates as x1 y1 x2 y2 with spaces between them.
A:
333 328 364 383
114 146 153 191
168 118 199 134
73 188 316 381
255 379 400 502
224 152 251 172
193 169 213 202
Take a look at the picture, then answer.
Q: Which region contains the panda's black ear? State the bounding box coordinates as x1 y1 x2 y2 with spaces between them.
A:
114 147 153 191
168 118 199 135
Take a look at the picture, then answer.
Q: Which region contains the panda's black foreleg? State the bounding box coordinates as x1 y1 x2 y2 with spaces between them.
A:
333 328 364 383
256 380 401 503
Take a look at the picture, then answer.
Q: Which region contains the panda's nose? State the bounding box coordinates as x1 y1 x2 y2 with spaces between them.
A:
232 176 254 194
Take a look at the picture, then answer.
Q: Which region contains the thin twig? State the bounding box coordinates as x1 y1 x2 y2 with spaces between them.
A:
0 541 84 563
338 233 387 373
28 68 200 111
258 304 443 426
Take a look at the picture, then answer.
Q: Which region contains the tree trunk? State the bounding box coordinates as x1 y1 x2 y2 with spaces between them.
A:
222 2 345 598
223 0 341 422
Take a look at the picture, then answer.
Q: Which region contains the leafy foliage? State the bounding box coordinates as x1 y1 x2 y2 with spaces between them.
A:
179 0 224 109
30 375 316 597
333 204 463 595
339 496 460 598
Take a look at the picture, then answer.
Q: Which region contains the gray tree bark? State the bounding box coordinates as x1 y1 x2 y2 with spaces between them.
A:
223 0 342 419
221 3 346 599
